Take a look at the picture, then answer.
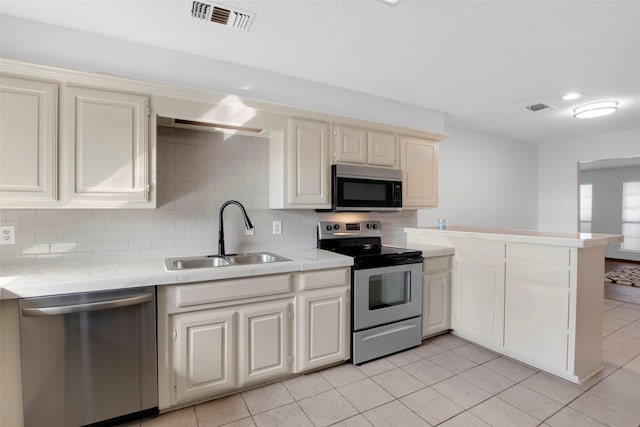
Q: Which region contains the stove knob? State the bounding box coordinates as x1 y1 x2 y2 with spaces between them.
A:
333 224 340 230
366 223 371 229
325 224 333 231
372 223 379 230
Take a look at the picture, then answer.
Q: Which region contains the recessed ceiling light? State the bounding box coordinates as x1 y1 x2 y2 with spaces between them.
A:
573 101 619 119
378 0 400 5
562 92 581 101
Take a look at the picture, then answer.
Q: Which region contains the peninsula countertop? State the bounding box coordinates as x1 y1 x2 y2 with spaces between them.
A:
404 226 623 248
0 249 353 299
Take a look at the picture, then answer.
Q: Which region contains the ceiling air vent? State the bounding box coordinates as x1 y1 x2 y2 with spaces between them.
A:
190 1 255 31
525 103 551 112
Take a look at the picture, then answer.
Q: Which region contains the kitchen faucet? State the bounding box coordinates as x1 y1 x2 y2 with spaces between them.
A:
218 200 254 257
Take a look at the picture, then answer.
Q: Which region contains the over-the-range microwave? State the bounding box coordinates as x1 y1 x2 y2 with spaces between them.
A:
329 164 402 212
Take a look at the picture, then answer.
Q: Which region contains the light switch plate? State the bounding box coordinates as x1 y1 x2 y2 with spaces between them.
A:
0 226 16 245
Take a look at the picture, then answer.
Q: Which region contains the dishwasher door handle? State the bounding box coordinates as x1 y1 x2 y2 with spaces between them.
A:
21 293 154 316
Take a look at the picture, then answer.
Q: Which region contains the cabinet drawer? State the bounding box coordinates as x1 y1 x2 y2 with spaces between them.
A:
507 243 571 266
458 239 505 258
423 256 450 273
507 260 570 289
297 268 349 291
175 274 294 308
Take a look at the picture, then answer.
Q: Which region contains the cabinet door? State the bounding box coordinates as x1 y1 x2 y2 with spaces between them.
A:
504 244 571 372
66 87 149 205
173 310 235 403
368 131 397 167
238 299 292 386
455 254 505 347
422 272 450 337
288 118 330 206
334 124 367 164
297 287 349 372
0 77 57 207
399 136 438 208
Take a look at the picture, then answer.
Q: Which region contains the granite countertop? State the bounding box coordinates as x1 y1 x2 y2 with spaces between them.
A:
0 249 353 299
405 226 623 248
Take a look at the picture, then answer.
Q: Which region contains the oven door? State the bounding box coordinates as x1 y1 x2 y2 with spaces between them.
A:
353 262 422 331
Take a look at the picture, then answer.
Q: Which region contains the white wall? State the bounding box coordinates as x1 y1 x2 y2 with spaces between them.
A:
0 15 444 134
538 128 640 232
417 126 538 230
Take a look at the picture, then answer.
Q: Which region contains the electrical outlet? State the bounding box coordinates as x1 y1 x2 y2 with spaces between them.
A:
0 226 16 245
272 220 283 235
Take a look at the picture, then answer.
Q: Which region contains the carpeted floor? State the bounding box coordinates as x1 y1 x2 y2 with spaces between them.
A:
604 266 640 287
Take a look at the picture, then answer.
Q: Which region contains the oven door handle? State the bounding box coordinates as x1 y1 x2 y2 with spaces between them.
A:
21 293 153 316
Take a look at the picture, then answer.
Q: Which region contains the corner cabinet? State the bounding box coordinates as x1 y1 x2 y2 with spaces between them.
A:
0 72 154 209
0 76 58 207
399 136 439 208
406 229 607 384
65 87 150 206
270 118 331 209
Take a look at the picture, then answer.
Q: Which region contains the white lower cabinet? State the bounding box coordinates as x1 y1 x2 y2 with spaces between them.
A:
173 309 236 403
158 267 350 409
296 267 350 372
239 299 292 386
296 286 349 372
171 299 293 404
422 256 451 338
406 230 606 384
504 244 571 372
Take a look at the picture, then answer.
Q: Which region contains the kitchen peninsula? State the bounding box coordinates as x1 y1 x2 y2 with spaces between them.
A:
405 226 623 384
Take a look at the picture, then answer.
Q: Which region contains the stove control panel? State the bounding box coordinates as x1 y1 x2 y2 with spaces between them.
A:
318 221 381 239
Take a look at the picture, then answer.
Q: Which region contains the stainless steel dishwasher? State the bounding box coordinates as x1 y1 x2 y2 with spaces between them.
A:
19 287 158 427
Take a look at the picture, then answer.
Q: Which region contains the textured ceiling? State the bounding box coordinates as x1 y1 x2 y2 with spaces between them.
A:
1 0 639 144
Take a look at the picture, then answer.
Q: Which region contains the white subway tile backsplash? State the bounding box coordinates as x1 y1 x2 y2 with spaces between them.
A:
0 127 417 266
51 242 78 253
22 244 50 255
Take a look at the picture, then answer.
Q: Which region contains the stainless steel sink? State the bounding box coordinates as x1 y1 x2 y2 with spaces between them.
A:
225 252 289 265
164 252 290 271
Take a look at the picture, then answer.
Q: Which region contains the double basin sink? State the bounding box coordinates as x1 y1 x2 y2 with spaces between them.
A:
164 252 291 271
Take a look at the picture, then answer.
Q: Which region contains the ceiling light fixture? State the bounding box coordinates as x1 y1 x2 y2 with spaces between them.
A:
562 92 581 101
378 0 400 5
573 101 619 119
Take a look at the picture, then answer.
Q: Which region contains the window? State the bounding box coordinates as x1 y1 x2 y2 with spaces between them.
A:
579 184 593 233
621 181 640 252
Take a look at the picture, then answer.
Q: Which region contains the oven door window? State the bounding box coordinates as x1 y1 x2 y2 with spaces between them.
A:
368 271 410 309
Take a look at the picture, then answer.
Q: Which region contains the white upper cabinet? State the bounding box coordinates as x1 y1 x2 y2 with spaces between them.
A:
334 124 367 164
399 136 439 208
65 87 150 206
270 118 331 209
334 124 397 167
367 130 397 167
0 77 58 207
0 69 154 209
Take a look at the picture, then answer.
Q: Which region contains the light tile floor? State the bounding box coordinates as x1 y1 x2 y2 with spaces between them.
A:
125 297 640 427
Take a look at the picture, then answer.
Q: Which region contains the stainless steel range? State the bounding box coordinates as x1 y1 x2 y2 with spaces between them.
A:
318 221 423 364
